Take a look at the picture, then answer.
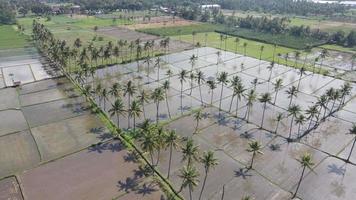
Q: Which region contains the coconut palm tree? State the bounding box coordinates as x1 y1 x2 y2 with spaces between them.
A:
234 82 246 116
198 151 219 200
194 109 203 133
101 88 108 111
293 153 314 198
154 57 163 81
179 70 188 114
286 86 298 106
330 89 341 112
217 71 229 111
259 92 272 127
207 80 217 105
189 72 196 95
297 67 306 90
216 51 222 65
139 126 157 165
287 104 301 140
259 45 264 61
234 37 240 54
151 87 165 124
189 54 198 71
339 82 352 106
166 69 173 82
181 138 199 166
124 81 137 127
196 70 205 105
163 80 172 119
109 98 126 128
312 57 319 74
346 125 356 162
109 82 121 98
316 94 328 120
166 130 180 179
143 56 152 76
319 49 328 73
251 78 258 90
275 112 284 134
305 105 319 130
294 51 301 68
267 62 275 81
129 100 142 131
273 78 283 104
137 89 150 119
155 126 167 165
295 114 306 137
247 141 263 169
245 89 257 122
178 165 200 200
243 42 248 56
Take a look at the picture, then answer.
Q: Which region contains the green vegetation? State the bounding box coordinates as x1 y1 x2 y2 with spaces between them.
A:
321 44 356 54
218 28 327 49
0 25 29 49
138 23 226 36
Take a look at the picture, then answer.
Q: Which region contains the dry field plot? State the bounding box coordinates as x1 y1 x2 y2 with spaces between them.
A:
125 17 197 30
85 47 356 200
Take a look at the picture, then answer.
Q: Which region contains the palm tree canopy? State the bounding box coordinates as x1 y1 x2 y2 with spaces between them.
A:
349 125 356 136
124 80 137 97
179 70 188 83
165 130 180 150
194 109 203 121
247 141 263 154
298 152 314 170
274 78 283 91
288 104 302 117
181 138 200 164
259 92 272 104
129 100 142 118
179 165 200 190
217 71 229 85
108 98 126 117
201 150 218 172
151 87 165 103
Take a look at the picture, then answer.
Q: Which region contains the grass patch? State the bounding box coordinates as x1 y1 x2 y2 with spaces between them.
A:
321 44 356 54
217 28 327 49
172 32 328 74
0 25 30 49
138 23 227 36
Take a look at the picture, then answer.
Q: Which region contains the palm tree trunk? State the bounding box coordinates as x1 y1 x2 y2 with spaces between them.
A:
274 91 279 104
142 102 146 119
261 104 266 127
165 92 171 119
229 95 235 112
199 84 203 105
249 152 255 169
198 171 208 200
235 98 239 116
210 89 214 105
133 116 136 131
116 113 120 128
167 144 173 179
156 102 159 124
275 121 280 134
347 137 356 161
180 83 183 115
289 117 294 139
189 186 193 200
293 166 306 198
221 185 225 200
219 84 224 111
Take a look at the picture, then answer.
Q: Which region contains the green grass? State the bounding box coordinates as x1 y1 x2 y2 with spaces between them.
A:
0 25 30 49
138 23 227 36
321 44 356 54
172 32 328 74
217 28 327 49
17 15 127 48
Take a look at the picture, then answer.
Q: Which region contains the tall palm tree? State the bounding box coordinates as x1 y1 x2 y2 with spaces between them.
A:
234 37 240 54
313 57 319 74
138 89 150 119
207 80 217 105
181 138 199 166
243 42 248 56
189 72 196 95
217 71 229 111
109 82 121 98
155 126 167 165
163 80 171 119
295 114 306 137
166 130 180 179
245 89 257 122
287 104 301 140
247 141 263 169
234 82 246 116
129 100 142 131
179 70 188 114
293 153 314 198
109 98 126 128
139 126 157 165
267 62 275 81
151 87 165 124
339 82 352 106
154 57 163 81
166 69 173 82
143 56 152 76
259 92 272 127
194 109 203 133
330 89 340 112
294 51 301 68
124 81 137 128
273 78 283 104
101 88 108 111
305 105 318 130
198 151 218 200
178 165 200 200
196 70 205 105
319 49 328 73
259 45 264 61
275 112 284 134
297 67 306 90
286 86 298 106
316 94 328 120
346 125 356 162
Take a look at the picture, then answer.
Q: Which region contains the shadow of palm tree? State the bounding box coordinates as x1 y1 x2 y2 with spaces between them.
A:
117 177 140 192
136 183 158 196
88 142 124 153
235 168 252 179
328 163 346 176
